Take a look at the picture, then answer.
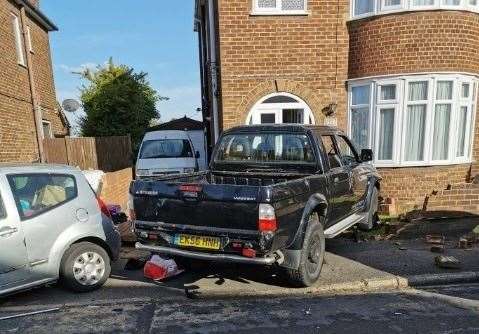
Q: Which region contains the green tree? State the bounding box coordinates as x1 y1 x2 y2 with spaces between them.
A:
78 58 166 151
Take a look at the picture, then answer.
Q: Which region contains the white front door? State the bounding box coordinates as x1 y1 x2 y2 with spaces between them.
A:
251 108 306 125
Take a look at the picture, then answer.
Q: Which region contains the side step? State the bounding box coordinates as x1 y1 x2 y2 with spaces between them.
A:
324 213 366 239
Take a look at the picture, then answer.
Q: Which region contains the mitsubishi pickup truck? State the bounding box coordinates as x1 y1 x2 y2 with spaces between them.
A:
131 125 381 287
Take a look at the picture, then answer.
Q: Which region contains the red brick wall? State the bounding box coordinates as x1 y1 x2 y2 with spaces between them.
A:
0 0 66 163
217 0 350 130
348 11 479 79
99 168 133 211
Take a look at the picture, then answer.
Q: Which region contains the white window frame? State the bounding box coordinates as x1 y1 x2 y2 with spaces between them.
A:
251 0 309 15
348 74 478 167
42 120 53 139
11 13 26 66
349 82 374 150
350 0 479 19
246 92 315 125
26 26 33 53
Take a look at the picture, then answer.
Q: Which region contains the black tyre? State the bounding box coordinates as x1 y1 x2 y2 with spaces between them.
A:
359 187 380 231
60 242 111 293
284 214 325 287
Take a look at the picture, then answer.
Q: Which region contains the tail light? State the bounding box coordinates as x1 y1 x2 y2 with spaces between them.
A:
258 204 277 232
97 197 111 219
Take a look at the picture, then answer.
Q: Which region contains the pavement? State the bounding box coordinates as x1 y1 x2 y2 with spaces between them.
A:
1 287 479 333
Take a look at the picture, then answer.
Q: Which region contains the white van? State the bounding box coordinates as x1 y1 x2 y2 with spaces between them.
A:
136 130 200 178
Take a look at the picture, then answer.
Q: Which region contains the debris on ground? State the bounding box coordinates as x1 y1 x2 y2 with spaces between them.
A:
435 255 461 269
430 245 445 253
144 255 184 281
425 234 445 245
124 258 148 270
0 308 60 321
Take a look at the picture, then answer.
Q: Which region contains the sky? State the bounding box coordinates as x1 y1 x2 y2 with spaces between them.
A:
42 0 202 131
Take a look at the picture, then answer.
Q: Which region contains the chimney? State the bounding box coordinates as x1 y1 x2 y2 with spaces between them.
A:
28 0 40 8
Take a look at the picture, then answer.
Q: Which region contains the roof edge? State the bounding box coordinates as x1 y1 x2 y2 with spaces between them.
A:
14 0 58 31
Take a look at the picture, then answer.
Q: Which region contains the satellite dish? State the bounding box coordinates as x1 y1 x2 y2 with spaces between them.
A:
62 99 81 113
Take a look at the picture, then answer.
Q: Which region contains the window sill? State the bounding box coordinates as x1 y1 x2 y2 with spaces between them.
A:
348 7 479 22
250 10 311 17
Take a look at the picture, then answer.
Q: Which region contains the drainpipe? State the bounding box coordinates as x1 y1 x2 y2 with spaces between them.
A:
208 0 220 143
20 6 45 163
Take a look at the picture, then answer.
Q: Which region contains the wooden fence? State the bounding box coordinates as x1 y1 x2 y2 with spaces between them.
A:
43 136 132 172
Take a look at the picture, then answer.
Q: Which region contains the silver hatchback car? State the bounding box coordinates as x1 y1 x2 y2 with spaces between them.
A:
0 164 121 296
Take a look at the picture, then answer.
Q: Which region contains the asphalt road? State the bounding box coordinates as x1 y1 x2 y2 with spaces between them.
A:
1 285 478 334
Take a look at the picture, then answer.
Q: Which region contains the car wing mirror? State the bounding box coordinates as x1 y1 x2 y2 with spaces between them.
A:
360 149 374 162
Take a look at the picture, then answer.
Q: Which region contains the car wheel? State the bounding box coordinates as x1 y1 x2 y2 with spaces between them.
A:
60 242 111 293
359 186 380 231
284 213 325 287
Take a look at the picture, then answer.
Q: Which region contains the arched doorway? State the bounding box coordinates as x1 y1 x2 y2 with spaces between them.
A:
246 93 315 125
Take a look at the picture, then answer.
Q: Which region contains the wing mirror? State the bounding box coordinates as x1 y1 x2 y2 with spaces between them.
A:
360 149 374 162
195 151 200 159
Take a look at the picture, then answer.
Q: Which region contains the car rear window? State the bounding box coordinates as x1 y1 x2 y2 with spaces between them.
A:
139 139 193 159
7 174 78 220
215 133 315 164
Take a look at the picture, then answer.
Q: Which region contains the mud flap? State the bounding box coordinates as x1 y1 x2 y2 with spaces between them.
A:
279 249 301 269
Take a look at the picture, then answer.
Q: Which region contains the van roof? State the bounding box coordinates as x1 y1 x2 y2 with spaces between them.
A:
143 130 190 141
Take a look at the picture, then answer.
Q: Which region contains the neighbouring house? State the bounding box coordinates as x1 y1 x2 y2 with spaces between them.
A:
195 0 479 215
0 0 69 163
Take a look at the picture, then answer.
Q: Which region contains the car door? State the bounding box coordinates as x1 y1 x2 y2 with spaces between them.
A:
7 173 79 281
335 135 369 212
320 135 352 225
0 179 29 288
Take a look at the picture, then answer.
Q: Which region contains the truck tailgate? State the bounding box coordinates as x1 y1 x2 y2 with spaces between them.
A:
132 180 262 231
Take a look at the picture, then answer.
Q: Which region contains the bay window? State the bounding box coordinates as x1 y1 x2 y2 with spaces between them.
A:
349 74 477 167
351 0 479 19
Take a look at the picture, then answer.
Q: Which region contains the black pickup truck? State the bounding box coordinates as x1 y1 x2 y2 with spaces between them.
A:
132 125 381 286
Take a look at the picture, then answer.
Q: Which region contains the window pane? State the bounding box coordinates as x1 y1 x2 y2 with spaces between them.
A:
336 136 358 166
258 0 277 8
262 95 298 104
322 136 342 169
412 0 435 5
408 81 428 101
11 15 26 65
457 106 468 157
260 113 276 124
405 105 426 161
378 108 395 160
442 0 460 5
352 85 370 105
432 104 451 160
462 83 470 99
470 0 478 6
351 107 370 149
140 140 193 159
354 0 375 15
42 122 52 139
281 0 305 10
436 81 453 100
283 109 304 123
0 193 5 219
8 174 77 220
383 0 401 6
380 85 396 100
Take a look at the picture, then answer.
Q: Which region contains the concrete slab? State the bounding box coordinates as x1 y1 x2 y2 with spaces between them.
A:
0 252 405 311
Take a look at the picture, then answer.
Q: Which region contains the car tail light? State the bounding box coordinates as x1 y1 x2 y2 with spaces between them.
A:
258 204 277 232
242 248 256 258
97 197 111 219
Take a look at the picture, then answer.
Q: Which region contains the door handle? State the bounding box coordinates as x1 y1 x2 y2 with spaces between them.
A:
0 227 18 237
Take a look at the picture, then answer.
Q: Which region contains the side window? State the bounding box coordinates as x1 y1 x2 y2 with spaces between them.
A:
7 174 77 220
0 193 6 219
336 136 359 166
321 135 341 169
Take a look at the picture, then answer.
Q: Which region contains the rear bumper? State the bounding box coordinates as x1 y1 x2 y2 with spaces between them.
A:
135 242 279 265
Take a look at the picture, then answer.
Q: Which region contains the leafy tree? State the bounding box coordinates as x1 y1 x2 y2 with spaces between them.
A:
78 58 166 151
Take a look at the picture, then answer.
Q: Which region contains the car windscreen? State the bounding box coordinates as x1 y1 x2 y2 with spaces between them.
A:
139 139 193 159
214 133 315 164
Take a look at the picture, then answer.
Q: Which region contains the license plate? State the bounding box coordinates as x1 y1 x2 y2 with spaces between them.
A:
174 234 221 250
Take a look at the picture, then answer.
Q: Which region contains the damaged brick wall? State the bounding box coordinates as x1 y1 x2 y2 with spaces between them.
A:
99 168 134 211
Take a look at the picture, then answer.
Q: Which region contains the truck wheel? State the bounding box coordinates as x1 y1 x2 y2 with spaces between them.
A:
60 242 111 293
284 214 325 287
358 186 380 231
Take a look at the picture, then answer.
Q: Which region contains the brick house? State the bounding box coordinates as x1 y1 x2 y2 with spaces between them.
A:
195 0 479 214
0 0 69 163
